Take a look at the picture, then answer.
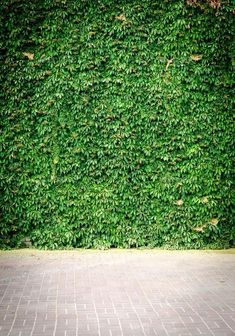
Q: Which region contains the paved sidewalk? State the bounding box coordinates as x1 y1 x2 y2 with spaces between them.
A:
0 249 234 336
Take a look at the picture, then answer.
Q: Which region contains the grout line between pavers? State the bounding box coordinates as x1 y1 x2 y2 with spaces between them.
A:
94 301 101 336
6 272 30 336
52 274 59 336
126 290 147 336
199 293 235 335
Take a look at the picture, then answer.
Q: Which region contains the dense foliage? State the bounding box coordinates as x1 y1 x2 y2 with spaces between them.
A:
0 0 234 249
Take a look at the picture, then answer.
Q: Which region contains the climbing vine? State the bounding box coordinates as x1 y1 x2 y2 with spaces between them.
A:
0 0 234 249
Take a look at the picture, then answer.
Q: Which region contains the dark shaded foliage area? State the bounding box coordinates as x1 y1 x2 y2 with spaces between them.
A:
0 0 234 249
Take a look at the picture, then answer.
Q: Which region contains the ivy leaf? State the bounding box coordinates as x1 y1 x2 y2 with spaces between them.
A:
175 199 184 206
22 52 34 60
116 14 126 21
210 218 219 226
193 226 205 233
190 54 203 61
201 196 209 204
165 59 173 71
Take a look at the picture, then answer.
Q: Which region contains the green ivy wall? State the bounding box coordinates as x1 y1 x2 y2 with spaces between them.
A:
0 0 234 249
